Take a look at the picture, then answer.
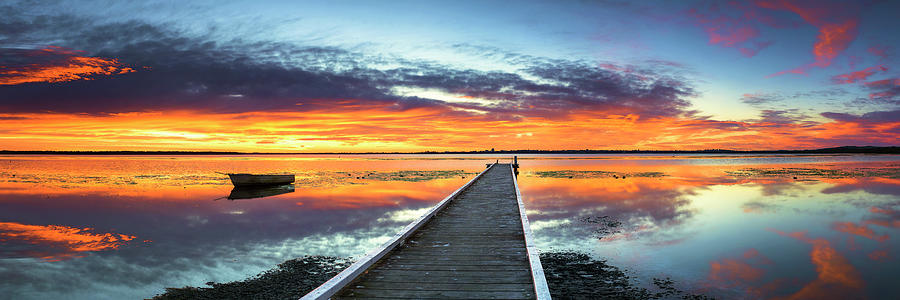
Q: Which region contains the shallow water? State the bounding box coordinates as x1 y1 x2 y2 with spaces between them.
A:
1 154 898 299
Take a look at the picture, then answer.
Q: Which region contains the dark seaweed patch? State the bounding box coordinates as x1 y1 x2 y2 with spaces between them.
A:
531 170 667 179
726 167 900 179
357 170 476 182
580 215 623 240
153 256 352 300
540 251 712 299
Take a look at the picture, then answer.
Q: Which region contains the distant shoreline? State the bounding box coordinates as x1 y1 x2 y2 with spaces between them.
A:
1 146 898 155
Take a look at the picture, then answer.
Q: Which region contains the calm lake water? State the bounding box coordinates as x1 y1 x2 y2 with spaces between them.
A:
1 154 898 299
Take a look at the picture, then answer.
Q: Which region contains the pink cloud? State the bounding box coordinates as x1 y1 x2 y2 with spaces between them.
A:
740 41 774 57
863 78 900 99
864 78 900 87
758 0 861 77
868 45 890 60
831 65 888 84
686 2 773 57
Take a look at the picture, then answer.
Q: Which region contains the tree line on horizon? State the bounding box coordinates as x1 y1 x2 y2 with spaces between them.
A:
1 146 898 155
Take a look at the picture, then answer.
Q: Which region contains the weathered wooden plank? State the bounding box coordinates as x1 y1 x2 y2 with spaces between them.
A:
376 264 529 271
352 274 531 284
381 259 529 266
339 289 534 299
399 241 528 247
400 242 527 247
397 248 526 253
362 269 533 279
350 282 533 291
396 249 527 256
388 254 528 261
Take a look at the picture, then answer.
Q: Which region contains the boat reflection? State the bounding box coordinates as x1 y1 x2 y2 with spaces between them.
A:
226 184 295 200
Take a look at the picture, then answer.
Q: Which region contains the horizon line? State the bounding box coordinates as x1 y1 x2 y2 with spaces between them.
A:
1 146 898 155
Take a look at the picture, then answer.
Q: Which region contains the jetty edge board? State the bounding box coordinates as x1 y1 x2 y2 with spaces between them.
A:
300 163 499 300
512 163 551 299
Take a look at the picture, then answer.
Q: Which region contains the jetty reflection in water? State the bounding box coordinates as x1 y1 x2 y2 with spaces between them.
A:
226 184 295 200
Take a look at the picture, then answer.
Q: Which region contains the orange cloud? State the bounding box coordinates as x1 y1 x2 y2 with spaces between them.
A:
0 107 897 152
0 46 135 85
811 20 858 67
0 221 136 261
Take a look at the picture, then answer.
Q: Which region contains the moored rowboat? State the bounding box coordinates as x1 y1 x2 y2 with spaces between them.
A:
227 173 295 186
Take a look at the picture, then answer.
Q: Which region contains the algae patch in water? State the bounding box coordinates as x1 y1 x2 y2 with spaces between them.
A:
357 170 476 182
292 170 477 188
726 167 900 179
0 172 224 187
530 170 667 179
580 215 623 240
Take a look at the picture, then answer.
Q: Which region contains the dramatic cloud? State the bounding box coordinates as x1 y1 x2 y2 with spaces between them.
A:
0 7 696 121
0 2 896 152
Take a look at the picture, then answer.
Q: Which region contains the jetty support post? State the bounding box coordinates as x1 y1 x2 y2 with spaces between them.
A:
512 155 520 175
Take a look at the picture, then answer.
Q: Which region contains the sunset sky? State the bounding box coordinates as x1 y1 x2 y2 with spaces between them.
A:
1 0 899 152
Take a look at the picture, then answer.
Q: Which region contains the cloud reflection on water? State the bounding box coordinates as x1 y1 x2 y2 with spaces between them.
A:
0 222 137 261
0 156 898 299
517 161 900 298
0 159 477 299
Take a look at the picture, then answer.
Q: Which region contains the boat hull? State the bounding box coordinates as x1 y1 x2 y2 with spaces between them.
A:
228 174 295 186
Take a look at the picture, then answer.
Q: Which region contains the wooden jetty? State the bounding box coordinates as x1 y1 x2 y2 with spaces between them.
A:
302 163 550 299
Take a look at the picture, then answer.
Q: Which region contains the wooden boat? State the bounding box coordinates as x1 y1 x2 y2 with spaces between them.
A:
228 184 294 200
227 173 295 186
